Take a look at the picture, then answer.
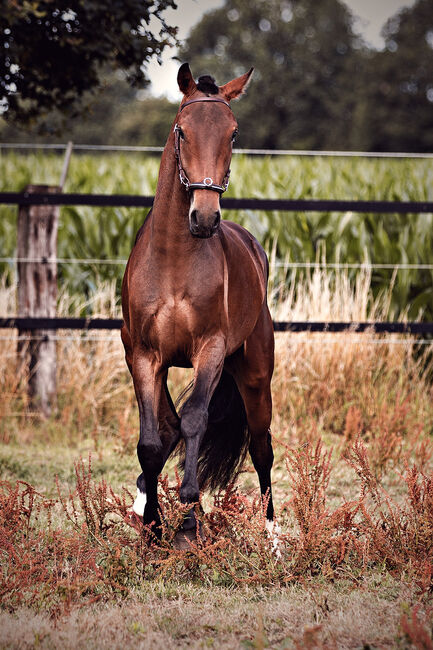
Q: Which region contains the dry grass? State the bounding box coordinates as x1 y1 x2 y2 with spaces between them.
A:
0 582 426 649
1 271 433 648
271 268 433 478
1 444 432 647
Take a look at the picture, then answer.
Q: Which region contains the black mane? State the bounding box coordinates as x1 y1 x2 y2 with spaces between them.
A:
196 75 219 95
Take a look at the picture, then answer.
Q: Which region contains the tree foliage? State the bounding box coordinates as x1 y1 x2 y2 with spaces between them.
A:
360 0 433 152
0 74 178 146
180 0 433 152
180 0 365 150
0 0 177 129
1 0 432 152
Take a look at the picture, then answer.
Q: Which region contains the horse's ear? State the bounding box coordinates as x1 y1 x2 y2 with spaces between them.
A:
219 68 254 102
177 63 197 96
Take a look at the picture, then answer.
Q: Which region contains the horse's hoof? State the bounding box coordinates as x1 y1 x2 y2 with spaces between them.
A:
173 526 205 550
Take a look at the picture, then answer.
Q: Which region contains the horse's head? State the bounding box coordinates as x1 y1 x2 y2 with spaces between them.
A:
175 63 253 238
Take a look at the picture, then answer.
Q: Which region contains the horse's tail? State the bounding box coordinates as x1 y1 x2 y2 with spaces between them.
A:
178 370 249 492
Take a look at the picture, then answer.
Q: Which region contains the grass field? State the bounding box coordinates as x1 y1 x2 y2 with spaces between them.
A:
1 269 433 648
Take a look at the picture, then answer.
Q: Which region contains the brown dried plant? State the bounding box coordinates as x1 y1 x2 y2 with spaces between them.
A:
1 437 433 617
400 605 433 650
283 440 361 577
345 438 433 589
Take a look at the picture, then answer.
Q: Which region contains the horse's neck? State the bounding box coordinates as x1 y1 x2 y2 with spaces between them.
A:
150 131 191 251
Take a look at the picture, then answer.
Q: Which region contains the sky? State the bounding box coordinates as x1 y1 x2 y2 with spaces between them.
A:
145 0 417 100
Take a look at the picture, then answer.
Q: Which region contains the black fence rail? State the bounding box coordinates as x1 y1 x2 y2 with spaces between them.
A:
3 183 432 417
1 317 433 335
1 191 433 213
1 192 433 339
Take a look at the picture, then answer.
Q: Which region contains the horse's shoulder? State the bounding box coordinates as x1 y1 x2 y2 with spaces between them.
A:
221 220 267 259
220 221 269 280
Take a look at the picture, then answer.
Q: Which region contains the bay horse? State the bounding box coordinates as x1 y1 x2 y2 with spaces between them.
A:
121 63 276 548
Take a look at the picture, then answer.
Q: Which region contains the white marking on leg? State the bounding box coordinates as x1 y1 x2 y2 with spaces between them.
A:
266 519 282 558
132 488 147 516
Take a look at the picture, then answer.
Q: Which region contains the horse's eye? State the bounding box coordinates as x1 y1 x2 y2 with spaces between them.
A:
177 126 185 140
231 129 238 142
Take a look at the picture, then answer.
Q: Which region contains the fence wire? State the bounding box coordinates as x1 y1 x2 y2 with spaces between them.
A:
2 257 433 272
0 333 432 345
1 142 433 158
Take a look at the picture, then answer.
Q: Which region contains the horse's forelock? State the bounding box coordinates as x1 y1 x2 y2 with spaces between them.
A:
196 75 219 95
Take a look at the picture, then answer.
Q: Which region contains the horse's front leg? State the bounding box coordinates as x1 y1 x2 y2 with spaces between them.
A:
178 337 225 539
131 350 165 533
133 373 181 518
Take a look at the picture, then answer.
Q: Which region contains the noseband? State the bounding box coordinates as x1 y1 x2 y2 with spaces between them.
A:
174 97 232 194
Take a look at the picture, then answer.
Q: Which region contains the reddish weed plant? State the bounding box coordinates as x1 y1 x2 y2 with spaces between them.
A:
2 438 433 617
0 462 143 616
282 440 361 578
345 438 433 589
400 605 433 650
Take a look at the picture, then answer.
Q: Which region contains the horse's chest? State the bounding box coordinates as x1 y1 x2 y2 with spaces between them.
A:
155 295 191 329
141 292 218 356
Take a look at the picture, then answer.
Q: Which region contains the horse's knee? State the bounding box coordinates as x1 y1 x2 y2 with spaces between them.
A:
137 439 163 471
240 382 272 429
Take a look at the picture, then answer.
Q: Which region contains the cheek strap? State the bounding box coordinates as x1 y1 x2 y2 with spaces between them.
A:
173 97 233 194
174 124 231 194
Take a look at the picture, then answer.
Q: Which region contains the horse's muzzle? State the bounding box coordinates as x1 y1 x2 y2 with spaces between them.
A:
189 208 221 238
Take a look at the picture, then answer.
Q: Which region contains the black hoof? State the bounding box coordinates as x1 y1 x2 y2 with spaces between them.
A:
173 520 205 550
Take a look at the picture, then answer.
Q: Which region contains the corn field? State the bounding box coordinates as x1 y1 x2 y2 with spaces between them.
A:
1 150 433 319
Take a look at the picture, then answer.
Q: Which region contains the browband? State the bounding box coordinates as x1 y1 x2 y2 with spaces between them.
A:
174 96 233 194
179 97 231 113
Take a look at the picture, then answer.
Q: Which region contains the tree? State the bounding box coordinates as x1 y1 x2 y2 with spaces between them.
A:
0 0 177 130
180 0 366 150
360 0 433 152
0 73 177 146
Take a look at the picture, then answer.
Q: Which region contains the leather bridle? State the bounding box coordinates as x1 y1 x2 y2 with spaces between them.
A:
174 97 233 194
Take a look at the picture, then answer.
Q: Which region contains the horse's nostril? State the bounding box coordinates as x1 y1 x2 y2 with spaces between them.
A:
190 209 199 228
189 208 220 237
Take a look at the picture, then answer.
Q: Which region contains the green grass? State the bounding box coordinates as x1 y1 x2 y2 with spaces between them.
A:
1 150 433 317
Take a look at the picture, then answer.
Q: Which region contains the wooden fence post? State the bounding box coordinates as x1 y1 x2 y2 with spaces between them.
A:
17 185 60 416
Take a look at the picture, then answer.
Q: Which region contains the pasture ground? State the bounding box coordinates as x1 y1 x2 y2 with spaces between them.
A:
0 425 431 649
1 274 433 648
